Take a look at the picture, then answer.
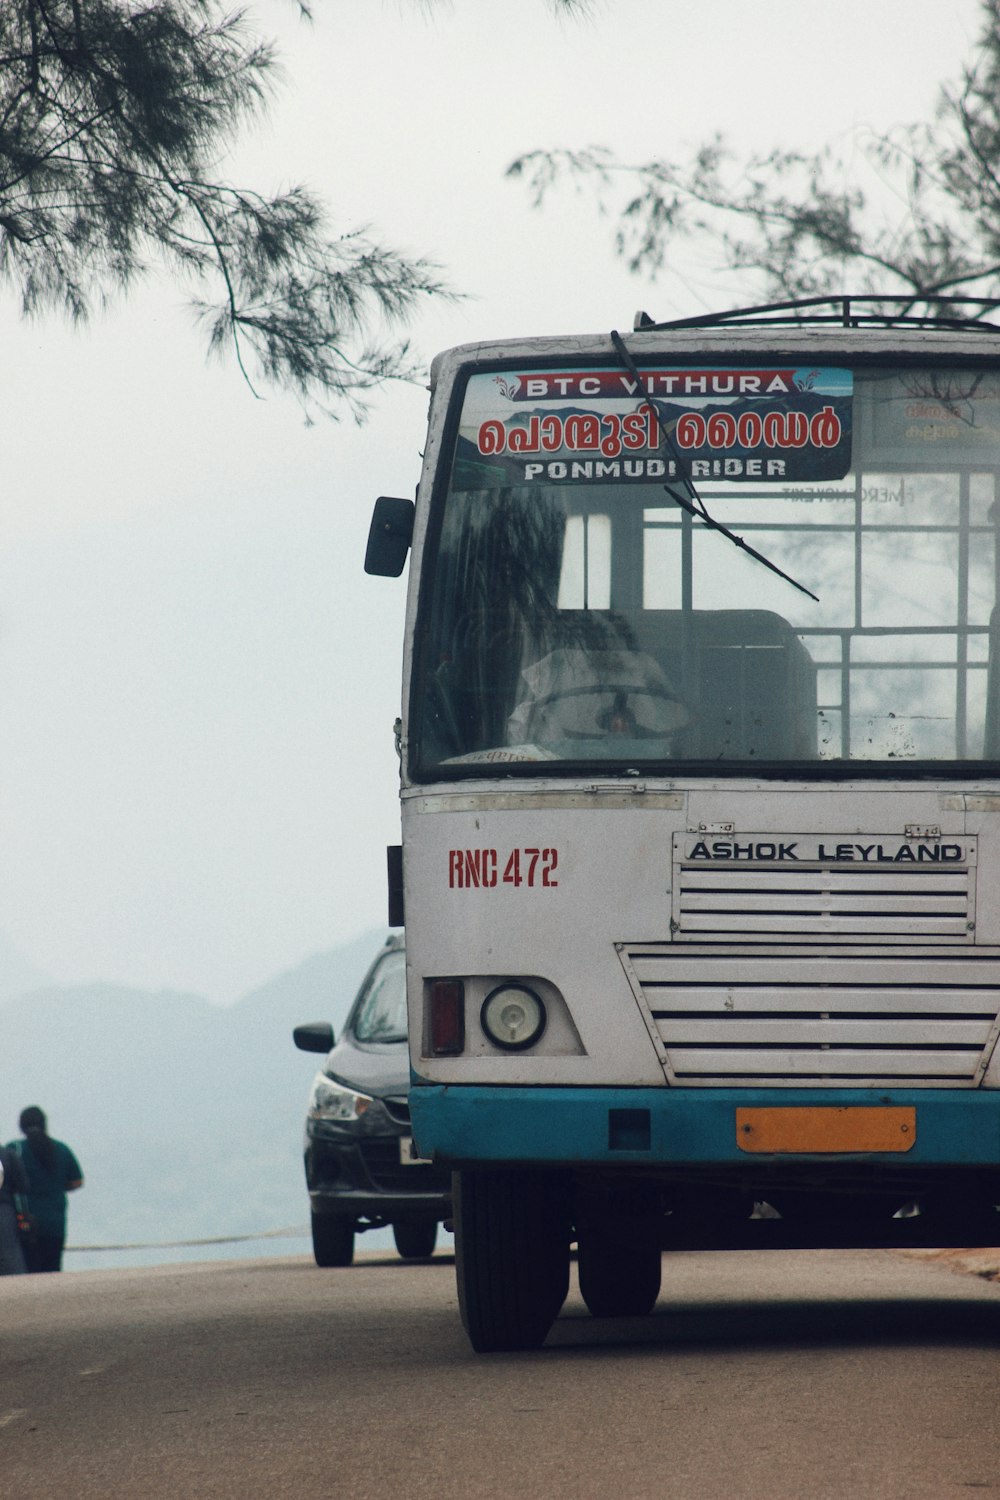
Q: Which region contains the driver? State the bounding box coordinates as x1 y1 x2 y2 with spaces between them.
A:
507 644 689 749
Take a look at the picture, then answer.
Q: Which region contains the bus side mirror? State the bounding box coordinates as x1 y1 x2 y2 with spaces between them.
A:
365 496 415 577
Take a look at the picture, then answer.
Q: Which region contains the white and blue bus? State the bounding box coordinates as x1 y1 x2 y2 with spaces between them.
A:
366 298 1000 1350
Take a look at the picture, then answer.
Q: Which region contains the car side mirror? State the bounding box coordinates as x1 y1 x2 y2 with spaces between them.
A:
365 496 414 577
293 1021 336 1053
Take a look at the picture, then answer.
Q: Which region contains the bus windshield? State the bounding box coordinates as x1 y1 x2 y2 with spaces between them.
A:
412 363 1000 775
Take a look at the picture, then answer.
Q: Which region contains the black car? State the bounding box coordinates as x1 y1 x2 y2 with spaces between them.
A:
293 933 451 1266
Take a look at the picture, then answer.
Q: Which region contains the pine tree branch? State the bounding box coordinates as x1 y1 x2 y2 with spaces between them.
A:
0 0 457 417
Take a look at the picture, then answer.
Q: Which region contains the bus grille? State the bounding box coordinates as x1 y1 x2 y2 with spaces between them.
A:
672 863 974 945
618 945 1000 1087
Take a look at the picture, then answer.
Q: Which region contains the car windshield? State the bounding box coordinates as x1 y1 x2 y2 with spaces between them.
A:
412 363 1000 773
352 947 407 1042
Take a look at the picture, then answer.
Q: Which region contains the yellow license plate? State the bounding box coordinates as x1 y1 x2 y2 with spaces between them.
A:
736 1106 916 1154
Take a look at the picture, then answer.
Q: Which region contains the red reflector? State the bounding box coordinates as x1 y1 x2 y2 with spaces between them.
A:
430 980 465 1055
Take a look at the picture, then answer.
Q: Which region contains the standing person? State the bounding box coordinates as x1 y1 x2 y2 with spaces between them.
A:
8 1107 83 1273
0 1139 28 1274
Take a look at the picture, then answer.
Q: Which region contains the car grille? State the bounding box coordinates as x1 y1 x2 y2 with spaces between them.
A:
360 1139 450 1192
383 1095 411 1126
618 942 1000 1088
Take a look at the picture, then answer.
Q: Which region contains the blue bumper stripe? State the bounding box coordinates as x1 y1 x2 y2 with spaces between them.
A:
409 1085 1000 1167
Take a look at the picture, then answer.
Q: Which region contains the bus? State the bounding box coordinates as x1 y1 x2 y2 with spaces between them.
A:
365 297 1000 1351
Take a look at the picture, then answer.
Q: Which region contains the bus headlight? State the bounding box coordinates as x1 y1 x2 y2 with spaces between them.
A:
480 984 547 1051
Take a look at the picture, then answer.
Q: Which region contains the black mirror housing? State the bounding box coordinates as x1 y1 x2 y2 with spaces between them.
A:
365 496 415 577
293 1021 336 1053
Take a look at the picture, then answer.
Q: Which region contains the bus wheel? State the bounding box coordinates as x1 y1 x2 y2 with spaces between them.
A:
454 1169 570 1352
577 1223 662 1318
392 1218 438 1260
311 1212 355 1267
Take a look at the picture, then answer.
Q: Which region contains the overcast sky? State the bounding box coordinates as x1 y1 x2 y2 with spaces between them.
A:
0 0 985 1002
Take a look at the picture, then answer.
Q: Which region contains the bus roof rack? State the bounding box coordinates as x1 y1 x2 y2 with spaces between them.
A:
633 295 1000 334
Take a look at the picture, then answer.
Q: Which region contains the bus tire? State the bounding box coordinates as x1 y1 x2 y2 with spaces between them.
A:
311 1212 355 1267
578 1224 662 1318
392 1218 438 1260
454 1168 570 1352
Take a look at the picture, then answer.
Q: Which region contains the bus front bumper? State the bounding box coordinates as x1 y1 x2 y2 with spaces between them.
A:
409 1083 1000 1171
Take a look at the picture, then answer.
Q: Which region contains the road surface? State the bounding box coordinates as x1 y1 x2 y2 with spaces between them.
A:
3 1248 1000 1498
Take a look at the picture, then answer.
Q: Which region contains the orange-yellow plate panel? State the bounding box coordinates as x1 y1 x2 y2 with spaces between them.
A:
736 1106 916 1154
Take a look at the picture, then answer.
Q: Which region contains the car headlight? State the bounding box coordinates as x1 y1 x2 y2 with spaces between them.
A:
480 984 547 1051
308 1073 375 1122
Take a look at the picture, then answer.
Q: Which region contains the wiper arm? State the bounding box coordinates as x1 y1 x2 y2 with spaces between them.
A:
609 329 820 603
661 483 820 603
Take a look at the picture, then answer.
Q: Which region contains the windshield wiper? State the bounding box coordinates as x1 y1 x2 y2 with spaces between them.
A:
609 329 820 603
659 483 820 603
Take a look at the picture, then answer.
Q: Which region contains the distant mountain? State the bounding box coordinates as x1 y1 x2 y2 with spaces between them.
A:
0 929 388 1261
0 931 53 1002
236 929 385 1026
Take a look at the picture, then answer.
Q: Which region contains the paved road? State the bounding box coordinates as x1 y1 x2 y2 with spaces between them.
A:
3 1248 1000 1498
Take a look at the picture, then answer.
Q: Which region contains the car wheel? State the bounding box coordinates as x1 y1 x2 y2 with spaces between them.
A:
392 1218 438 1260
311 1212 355 1267
454 1168 570 1352
577 1222 661 1318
